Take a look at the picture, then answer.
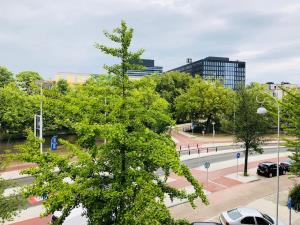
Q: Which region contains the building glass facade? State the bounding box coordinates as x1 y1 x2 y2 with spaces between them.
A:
169 57 245 90
127 59 163 78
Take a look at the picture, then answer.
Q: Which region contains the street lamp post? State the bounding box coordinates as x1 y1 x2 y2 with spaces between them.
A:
212 121 215 148
35 81 44 154
256 94 280 225
39 82 43 154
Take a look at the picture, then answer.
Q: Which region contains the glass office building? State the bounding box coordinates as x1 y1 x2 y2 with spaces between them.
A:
169 57 245 90
127 59 163 79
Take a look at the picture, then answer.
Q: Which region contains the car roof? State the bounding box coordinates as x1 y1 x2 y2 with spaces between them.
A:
238 208 261 217
260 162 276 166
191 223 221 225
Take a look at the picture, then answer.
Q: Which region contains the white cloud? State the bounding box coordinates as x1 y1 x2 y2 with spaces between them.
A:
0 0 299 84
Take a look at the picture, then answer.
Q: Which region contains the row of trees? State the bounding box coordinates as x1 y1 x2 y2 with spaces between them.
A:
0 20 299 224
0 67 71 138
1 21 209 225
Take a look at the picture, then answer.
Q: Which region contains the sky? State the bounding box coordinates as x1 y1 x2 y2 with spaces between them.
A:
1 0 300 84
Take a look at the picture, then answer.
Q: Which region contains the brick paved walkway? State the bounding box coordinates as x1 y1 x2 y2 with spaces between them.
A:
8 216 51 225
167 156 288 193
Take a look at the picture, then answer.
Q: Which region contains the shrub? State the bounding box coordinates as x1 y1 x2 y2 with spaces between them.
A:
289 184 300 211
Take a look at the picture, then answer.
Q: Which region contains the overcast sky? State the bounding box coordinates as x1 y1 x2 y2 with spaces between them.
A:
1 0 300 84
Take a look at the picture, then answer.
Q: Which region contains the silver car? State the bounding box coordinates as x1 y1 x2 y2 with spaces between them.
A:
220 208 285 225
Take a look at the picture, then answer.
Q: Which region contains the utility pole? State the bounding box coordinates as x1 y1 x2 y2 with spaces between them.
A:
39 82 43 154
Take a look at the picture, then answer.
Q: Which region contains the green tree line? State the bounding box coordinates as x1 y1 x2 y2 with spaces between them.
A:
0 20 299 224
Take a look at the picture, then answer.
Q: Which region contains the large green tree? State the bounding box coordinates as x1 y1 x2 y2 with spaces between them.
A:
175 76 234 132
155 71 192 119
0 66 14 88
222 83 270 176
282 88 300 176
14 21 207 225
0 83 38 137
16 71 42 94
56 79 69 94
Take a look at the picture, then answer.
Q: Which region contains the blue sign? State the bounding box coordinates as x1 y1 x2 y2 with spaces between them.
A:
236 152 240 159
288 197 292 209
51 136 58 151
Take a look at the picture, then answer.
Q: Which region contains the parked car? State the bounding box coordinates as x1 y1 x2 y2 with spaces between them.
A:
191 223 221 225
256 162 285 177
220 207 285 225
51 205 88 225
280 159 294 172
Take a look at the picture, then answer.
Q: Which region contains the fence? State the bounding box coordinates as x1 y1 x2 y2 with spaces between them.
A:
177 143 244 156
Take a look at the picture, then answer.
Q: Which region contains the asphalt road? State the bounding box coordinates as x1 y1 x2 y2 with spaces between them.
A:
13 146 288 186
182 147 288 169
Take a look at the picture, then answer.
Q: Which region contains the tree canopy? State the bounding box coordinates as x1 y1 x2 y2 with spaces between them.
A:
13 21 208 225
175 76 234 131
16 71 42 94
222 83 270 175
0 66 14 88
282 88 300 176
155 71 192 119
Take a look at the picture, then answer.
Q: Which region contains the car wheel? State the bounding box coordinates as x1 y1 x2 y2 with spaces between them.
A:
269 172 273 178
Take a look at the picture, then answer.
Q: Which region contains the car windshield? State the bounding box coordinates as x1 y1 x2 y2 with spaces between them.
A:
227 209 242 220
262 213 274 224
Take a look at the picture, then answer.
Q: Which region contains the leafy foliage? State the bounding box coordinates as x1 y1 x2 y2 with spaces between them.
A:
0 66 14 88
16 71 42 94
155 71 192 119
56 79 69 94
0 83 39 136
282 88 300 176
289 184 300 210
0 156 26 224
175 76 234 131
222 83 270 175
14 21 208 225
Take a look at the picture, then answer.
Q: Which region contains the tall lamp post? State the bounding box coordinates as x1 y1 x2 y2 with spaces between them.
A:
212 121 216 147
35 81 44 154
256 93 280 225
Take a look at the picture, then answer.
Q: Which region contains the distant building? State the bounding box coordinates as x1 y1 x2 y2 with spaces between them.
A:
266 82 300 98
54 72 92 84
127 59 163 79
168 56 246 90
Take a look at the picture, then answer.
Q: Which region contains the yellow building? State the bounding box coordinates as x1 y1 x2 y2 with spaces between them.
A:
54 72 92 84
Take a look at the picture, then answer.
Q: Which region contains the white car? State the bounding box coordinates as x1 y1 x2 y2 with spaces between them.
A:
51 205 88 225
219 208 285 225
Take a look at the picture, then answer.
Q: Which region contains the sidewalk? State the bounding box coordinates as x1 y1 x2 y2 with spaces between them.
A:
179 145 286 161
171 128 286 150
170 175 300 224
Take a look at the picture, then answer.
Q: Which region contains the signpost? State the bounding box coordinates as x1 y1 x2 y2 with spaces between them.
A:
236 152 240 177
34 115 41 137
204 162 210 188
288 197 292 225
51 136 58 151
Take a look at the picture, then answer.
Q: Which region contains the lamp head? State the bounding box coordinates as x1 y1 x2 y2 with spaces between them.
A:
257 107 267 115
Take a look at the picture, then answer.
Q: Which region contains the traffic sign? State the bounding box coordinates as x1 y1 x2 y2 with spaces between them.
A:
51 136 58 151
288 197 292 209
204 162 210 169
236 152 240 159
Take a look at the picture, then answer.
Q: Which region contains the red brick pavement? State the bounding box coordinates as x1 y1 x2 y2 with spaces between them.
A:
167 156 288 193
171 130 232 150
8 216 51 225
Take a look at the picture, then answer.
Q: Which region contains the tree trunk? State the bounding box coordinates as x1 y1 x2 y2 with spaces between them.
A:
244 144 249 176
205 114 212 133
